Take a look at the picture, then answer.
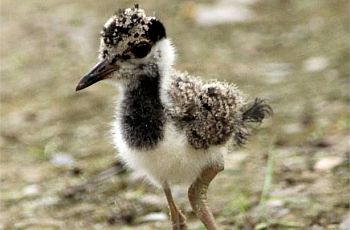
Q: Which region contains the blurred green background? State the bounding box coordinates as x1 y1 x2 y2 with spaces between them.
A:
0 0 349 229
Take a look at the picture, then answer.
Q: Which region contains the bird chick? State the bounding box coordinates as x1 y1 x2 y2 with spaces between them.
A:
76 4 272 230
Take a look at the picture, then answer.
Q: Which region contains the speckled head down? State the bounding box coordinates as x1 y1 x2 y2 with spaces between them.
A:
99 4 166 61
75 4 167 91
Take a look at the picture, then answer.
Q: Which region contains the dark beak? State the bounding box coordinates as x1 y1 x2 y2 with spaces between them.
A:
76 59 119 91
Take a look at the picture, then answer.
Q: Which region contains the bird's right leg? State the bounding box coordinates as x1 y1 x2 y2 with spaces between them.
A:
163 182 188 230
188 163 224 230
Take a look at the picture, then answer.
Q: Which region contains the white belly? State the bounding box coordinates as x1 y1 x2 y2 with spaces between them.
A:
112 121 226 187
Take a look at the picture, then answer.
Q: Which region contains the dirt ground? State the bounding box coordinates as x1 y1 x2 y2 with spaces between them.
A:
0 0 349 229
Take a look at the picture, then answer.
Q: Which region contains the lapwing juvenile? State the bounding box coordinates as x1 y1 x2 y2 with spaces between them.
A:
76 5 272 230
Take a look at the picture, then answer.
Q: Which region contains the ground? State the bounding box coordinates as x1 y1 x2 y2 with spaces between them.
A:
0 0 349 229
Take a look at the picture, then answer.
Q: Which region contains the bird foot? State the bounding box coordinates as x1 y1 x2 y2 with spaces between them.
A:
172 222 188 230
171 210 188 230
163 182 188 230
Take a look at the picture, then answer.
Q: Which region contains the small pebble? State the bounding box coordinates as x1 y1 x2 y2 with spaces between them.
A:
340 212 350 230
23 184 40 196
50 153 75 166
303 56 329 72
282 123 303 134
194 2 254 26
314 156 342 172
142 212 168 222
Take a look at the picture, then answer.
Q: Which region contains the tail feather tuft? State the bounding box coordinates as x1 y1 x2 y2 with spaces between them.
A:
242 98 273 123
233 98 272 147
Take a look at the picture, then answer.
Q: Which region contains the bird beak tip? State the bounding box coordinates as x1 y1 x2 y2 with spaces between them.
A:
75 59 119 92
75 84 84 91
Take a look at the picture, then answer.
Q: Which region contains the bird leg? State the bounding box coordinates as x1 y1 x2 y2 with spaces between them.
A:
188 164 224 230
163 182 188 230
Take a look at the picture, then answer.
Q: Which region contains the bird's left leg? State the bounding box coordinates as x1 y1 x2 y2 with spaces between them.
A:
163 182 188 230
188 163 224 230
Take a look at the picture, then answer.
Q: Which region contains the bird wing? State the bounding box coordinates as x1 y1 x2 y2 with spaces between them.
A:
164 71 246 149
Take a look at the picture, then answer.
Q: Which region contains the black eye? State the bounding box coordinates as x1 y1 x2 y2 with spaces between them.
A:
132 42 151 58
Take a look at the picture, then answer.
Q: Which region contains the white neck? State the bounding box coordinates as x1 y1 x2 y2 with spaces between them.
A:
153 38 178 106
154 38 176 79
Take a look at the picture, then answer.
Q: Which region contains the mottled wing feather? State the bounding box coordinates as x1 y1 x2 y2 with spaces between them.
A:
166 72 246 149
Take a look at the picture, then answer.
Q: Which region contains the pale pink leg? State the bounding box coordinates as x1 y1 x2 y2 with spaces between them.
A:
163 182 188 230
188 164 224 230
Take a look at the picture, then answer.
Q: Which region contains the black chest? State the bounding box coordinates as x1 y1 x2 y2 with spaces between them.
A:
120 76 165 149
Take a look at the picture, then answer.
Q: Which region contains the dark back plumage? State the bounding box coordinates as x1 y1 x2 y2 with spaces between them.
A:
165 72 273 149
166 73 242 148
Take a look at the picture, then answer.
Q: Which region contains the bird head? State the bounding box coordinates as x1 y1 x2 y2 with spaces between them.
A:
76 4 168 91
